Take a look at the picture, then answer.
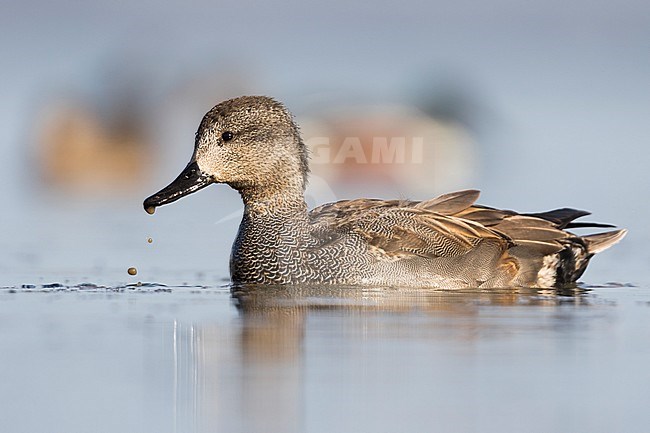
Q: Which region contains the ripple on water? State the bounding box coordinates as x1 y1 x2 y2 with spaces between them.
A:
0 281 228 294
0 280 637 310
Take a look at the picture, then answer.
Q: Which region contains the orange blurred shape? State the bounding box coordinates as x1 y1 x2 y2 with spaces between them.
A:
35 105 151 195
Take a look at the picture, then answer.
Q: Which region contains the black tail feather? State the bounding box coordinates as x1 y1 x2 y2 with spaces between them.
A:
525 208 590 229
565 222 616 229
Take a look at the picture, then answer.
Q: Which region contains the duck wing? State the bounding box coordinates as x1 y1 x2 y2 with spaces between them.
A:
310 191 512 260
310 189 599 252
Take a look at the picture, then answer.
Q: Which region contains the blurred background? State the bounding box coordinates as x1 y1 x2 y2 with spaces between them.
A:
1 0 648 286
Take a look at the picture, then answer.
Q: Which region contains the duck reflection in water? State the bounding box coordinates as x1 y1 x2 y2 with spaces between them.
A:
169 285 594 432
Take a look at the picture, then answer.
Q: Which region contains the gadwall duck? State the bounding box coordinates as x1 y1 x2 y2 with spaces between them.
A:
144 96 626 288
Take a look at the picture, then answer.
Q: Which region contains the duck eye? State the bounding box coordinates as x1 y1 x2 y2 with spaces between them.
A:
221 131 234 142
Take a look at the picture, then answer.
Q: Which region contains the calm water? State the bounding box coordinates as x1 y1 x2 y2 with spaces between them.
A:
1 179 647 433
1 195 648 433
1 281 649 433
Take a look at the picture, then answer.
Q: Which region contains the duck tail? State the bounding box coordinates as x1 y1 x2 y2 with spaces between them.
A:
583 229 628 254
553 229 628 286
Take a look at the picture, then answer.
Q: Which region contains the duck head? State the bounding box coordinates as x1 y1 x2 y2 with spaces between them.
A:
143 96 309 214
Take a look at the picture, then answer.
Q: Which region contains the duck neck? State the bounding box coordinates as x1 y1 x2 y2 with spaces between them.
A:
238 182 309 222
231 183 312 284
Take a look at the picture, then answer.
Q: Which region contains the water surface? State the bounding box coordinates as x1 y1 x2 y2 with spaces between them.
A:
1 282 648 433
